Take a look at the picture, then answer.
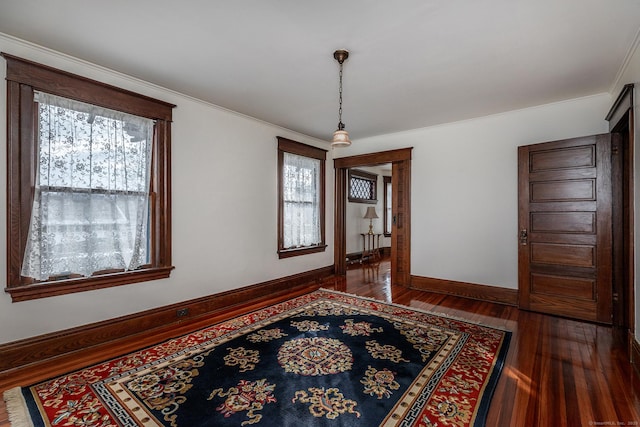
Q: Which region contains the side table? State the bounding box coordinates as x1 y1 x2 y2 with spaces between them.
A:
360 233 382 263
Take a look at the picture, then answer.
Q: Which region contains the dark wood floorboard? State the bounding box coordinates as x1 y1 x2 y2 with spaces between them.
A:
2 258 640 426
323 260 640 426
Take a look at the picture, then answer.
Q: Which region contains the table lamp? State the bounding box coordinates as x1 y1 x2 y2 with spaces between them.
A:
363 207 379 235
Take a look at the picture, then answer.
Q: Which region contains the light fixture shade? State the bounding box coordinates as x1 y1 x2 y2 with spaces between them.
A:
331 129 351 147
363 206 379 219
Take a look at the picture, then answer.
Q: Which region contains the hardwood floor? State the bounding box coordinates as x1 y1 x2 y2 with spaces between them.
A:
2 259 640 426
328 260 640 426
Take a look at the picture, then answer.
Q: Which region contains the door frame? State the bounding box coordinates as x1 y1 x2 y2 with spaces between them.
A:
334 148 412 285
606 83 635 332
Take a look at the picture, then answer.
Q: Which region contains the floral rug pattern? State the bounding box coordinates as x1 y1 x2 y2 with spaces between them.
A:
4 289 510 426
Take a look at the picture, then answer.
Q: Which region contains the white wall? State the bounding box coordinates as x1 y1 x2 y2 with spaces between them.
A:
0 34 334 344
0 33 622 346
345 165 391 255
610 32 640 340
335 94 611 289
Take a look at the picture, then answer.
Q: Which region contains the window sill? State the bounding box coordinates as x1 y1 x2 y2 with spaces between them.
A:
348 198 378 204
5 266 175 302
278 245 327 259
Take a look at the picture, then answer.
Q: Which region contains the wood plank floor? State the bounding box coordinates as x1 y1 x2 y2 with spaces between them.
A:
2 259 640 426
327 260 640 426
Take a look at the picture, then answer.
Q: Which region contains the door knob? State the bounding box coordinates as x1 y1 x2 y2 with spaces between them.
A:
519 229 528 245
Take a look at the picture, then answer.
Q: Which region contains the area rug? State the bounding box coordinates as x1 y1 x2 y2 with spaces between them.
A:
4 289 510 426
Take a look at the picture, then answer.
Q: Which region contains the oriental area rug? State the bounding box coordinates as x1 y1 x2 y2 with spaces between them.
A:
4 289 510 427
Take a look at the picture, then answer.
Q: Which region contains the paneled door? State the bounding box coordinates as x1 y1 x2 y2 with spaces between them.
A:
518 134 613 323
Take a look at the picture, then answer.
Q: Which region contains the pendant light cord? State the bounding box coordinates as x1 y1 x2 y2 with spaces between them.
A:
338 62 344 130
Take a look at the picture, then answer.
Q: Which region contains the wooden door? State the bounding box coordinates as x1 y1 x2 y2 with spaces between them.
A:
392 159 411 286
518 134 612 323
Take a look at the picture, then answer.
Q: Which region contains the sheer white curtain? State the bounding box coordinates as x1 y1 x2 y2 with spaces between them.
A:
282 152 321 248
21 92 154 280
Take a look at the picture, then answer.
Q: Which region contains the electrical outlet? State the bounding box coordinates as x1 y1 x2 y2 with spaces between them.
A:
176 308 189 317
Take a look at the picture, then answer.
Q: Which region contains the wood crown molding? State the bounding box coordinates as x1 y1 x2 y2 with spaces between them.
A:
0 266 334 375
410 275 518 306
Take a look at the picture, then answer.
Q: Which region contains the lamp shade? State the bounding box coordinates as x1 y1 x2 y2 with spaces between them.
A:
363 206 379 219
331 129 351 148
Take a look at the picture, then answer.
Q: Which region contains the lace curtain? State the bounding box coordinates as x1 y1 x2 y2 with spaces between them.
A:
282 152 321 248
21 92 154 280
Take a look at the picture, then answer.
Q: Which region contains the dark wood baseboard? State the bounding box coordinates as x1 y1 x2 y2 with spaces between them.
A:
410 275 518 306
346 247 391 265
0 265 334 374
631 332 640 376
346 251 364 264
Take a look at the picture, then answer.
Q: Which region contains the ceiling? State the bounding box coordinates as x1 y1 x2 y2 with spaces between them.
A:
1 1 639 141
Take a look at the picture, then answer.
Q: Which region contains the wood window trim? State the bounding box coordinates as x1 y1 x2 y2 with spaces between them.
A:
277 136 327 259
383 175 392 237
348 169 378 204
3 53 175 302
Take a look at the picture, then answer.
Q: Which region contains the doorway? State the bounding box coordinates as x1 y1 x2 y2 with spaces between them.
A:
334 148 412 286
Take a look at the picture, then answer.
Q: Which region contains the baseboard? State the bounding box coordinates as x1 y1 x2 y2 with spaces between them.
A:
346 251 364 264
631 332 640 376
410 275 518 306
346 247 391 265
0 265 334 373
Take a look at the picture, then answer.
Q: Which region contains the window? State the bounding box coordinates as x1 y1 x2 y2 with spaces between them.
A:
348 169 377 203
383 176 392 236
277 137 327 258
4 53 174 301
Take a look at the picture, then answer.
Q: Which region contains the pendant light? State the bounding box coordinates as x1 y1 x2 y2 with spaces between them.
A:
331 49 351 148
